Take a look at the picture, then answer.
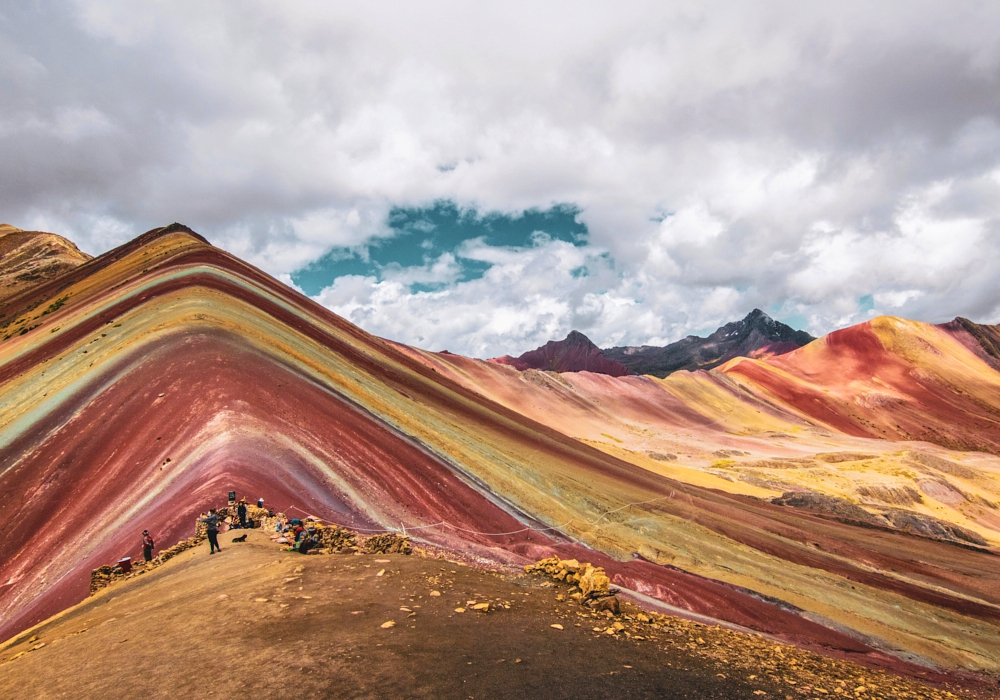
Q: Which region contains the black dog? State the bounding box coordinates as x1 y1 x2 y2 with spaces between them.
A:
231 533 248 543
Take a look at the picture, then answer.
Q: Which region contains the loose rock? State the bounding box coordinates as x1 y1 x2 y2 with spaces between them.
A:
525 556 619 615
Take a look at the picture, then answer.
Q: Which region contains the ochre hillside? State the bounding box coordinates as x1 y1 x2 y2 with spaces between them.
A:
0 224 91 304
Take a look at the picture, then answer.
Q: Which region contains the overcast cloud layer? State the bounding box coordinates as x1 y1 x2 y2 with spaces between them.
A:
3 2 1000 357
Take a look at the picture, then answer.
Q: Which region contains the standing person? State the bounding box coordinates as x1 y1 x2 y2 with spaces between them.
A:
201 509 222 554
257 497 264 508
237 499 248 529
141 530 155 562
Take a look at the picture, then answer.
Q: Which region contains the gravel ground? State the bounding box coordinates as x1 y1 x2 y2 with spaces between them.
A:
0 529 981 699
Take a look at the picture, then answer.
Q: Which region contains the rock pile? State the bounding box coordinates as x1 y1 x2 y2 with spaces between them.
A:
361 532 413 555
207 504 270 531
89 565 118 593
264 514 413 556
244 504 270 523
525 557 619 614
90 534 205 594
316 524 357 551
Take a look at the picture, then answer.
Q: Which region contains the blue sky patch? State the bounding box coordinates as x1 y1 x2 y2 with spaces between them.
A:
779 314 808 331
292 200 588 295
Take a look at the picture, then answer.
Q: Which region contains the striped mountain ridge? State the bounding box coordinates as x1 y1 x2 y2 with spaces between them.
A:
2 224 1000 686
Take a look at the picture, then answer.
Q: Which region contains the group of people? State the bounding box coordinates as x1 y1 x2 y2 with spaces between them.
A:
139 495 271 559
233 497 267 529
271 516 321 555
199 496 269 553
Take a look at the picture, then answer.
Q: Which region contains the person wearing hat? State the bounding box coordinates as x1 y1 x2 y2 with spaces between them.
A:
141 530 155 562
237 498 248 528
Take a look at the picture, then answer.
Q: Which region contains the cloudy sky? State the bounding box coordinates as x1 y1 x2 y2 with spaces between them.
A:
3 2 1000 357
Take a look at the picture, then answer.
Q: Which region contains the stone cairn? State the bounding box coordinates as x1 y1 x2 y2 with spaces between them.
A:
524 556 621 615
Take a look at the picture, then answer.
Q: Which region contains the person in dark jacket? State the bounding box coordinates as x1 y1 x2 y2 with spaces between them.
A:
237 499 247 528
201 509 221 554
141 530 155 562
298 534 318 555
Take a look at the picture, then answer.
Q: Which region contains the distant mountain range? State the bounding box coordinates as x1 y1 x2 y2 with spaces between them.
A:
491 309 815 377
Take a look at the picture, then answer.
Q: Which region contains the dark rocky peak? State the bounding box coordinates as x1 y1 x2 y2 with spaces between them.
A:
709 309 813 345
489 330 633 377
559 330 600 350
602 311 815 378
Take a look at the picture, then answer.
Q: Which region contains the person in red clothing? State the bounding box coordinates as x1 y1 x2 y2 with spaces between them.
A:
141 530 155 562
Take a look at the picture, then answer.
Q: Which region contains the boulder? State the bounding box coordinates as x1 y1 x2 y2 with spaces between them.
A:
588 595 620 615
577 565 610 599
525 556 614 608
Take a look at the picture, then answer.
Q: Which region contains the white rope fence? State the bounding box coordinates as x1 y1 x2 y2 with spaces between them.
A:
280 489 677 539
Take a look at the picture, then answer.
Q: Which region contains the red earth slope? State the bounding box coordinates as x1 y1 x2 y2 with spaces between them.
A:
720 317 1000 452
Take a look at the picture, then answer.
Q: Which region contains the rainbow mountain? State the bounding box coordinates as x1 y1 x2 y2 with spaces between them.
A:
2 224 999 684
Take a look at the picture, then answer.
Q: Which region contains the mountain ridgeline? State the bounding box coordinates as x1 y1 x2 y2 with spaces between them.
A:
490 330 634 376
493 309 816 377
604 309 816 377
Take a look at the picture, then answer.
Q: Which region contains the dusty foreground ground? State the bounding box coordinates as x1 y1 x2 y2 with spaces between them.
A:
0 531 979 699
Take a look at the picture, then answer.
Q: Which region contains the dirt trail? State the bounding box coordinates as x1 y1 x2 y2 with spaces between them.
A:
0 531 979 699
